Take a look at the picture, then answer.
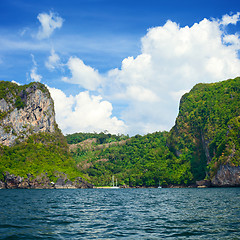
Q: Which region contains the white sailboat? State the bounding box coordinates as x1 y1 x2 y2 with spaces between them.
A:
111 175 119 189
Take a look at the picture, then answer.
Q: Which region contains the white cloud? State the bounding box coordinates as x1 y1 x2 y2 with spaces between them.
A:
11 80 21 86
126 85 160 102
223 34 240 47
170 89 190 102
19 27 30 37
0 37 49 52
29 54 42 82
221 12 240 25
31 53 37 66
36 12 63 40
45 49 61 70
48 87 127 134
103 13 240 135
62 57 102 91
108 54 153 86
30 67 42 82
52 13 240 136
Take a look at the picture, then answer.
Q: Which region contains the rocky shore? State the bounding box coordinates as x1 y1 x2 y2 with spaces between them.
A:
0 172 93 189
1 165 239 189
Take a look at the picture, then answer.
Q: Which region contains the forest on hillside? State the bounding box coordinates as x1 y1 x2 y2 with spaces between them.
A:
67 132 193 187
0 131 82 182
67 77 240 187
0 77 240 187
168 77 240 180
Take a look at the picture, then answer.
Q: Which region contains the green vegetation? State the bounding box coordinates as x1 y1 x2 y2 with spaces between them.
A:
0 80 82 182
68 77 240 187
66 132 129 145
0 81 49 100
0 81 50 119
70 131 193 187
15 96 25 109
167 77 240 180
0 131 83 182
1 77 240 187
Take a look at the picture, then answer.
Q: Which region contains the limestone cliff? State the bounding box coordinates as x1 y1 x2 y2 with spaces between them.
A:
0 81 92 188
0 81 56 146
211 164 240 187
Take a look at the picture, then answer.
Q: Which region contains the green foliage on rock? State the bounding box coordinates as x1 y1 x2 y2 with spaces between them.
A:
66 132 129 145
1 77 239 187
0 81 51 120
15 96 25 109
69 77 240 187
167 77 240 181
0 81 49 101
70 131 193 187
0 80 83 182
0 131 83 181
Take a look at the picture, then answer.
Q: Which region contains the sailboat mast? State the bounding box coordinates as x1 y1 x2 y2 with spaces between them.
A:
112 176 114 187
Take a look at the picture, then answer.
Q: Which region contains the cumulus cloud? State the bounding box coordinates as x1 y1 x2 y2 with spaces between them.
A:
126 85 160 102
37 12 63 39
48 87 127 134
221 12 240 25
223 34 240 47
62 57 102 91
55 13 240 135
45 49 61 70
104 13 240 135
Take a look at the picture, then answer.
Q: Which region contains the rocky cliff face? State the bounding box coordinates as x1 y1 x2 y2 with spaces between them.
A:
0 81 93 189
0 172 93 189
211 164 240 187
0 81 56 146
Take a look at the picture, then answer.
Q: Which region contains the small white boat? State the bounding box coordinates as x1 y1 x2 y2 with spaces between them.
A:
111 176 119 189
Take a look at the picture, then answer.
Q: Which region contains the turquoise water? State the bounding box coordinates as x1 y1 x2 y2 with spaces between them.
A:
0 188 239 239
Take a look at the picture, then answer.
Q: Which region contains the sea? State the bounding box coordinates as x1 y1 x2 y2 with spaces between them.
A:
0 188 239 239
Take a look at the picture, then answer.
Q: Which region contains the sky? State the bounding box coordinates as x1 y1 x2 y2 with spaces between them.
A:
1 0 240 136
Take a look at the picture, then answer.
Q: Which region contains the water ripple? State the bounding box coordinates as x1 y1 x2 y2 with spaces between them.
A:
0 188 240 239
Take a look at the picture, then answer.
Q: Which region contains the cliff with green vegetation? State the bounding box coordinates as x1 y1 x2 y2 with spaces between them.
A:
0 81 91 189
68 77 240 187
1 77 239 188
0 81 56 146
167 77 240 186
67 131 193 187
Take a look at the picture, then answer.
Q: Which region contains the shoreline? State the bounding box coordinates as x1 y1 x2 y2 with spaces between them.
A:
1 185 240 189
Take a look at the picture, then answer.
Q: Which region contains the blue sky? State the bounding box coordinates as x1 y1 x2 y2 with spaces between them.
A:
1 0 240 135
